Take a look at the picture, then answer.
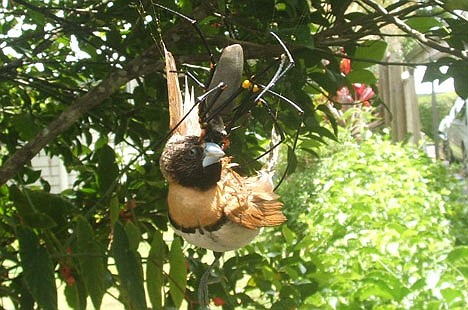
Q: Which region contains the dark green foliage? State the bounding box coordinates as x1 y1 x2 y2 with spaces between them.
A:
112 222 147 309
17 226 57 310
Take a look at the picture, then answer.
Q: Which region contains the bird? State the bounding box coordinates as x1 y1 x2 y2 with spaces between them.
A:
160 44 286 251
159 43 286 306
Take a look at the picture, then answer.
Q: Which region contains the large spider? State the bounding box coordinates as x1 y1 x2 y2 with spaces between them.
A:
154 3 304 188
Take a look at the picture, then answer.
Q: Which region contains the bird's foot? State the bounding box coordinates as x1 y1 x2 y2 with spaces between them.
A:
198 253 222 309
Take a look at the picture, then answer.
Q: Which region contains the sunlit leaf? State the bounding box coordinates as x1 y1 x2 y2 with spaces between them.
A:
406 16 443 33
282 225 296 244
346 69 377 85
352 40 387 69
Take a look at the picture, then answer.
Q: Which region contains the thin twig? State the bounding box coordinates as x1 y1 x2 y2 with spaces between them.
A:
358 0 467 59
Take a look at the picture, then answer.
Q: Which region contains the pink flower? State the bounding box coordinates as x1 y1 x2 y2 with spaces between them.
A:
334 86 354 104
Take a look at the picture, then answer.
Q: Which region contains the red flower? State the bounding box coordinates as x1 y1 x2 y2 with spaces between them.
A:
340 58 351 75
212 296 226 306
353 83 375 106
59 265 76 287
65 276 76 287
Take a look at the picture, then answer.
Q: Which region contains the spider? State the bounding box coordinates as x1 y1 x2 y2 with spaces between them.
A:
154 3 304 189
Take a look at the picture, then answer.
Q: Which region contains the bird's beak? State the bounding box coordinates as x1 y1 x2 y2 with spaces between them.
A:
203 142 225 167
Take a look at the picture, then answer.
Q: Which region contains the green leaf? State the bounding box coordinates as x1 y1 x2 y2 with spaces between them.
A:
147 231 166 309
446 0 468 10
109 195 120 227
441 287 464 305
168 237 187 308
17 226 57 310
357 280 394 300
448 60 468 99
94 135 108 150
406 16 443 33
64 277 87 310
352 40 387 69
112 222 147 309
124 221 141 253
308 72 338 94
9 186 76 230
291 25 314 50
346 69 377 85
286 146 298 175
21 213 57 229
447 246 468 278
96 145 119 194
447 246 468 264
75 216 106 309
422 63 445 84
282 225 296 244
10 114 41 140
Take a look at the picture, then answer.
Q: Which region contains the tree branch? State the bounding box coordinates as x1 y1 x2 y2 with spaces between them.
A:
0 36 300 186
359 0 467 59
0 46 162 186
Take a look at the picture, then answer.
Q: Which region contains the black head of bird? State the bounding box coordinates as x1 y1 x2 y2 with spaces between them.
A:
160 136 225 191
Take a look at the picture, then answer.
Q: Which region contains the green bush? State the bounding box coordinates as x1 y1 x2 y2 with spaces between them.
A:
418 92 458 140
225 134 468 309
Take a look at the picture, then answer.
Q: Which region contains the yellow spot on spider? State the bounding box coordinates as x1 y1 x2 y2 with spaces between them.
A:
242 80 260 93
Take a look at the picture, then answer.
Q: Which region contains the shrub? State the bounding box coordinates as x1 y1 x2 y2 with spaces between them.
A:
418 92 458 140
225 134 468 309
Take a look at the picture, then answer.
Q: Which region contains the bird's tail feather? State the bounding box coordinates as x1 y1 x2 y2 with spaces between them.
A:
164 44 200 137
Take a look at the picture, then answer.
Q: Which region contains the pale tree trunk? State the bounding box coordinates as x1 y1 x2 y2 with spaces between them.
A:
379 26 421 143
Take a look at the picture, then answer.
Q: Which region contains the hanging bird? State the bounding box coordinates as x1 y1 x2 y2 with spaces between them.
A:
159 44 286 307
160 45 286 253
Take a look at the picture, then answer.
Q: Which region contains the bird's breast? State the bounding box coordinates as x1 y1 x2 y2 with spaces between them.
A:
167 181 260 252
167 182 224 229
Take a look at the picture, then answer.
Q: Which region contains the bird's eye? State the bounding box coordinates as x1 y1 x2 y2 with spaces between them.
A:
187 147 199 159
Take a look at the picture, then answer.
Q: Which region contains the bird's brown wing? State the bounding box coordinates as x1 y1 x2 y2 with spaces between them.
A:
220 159 286 230
164 45 200 137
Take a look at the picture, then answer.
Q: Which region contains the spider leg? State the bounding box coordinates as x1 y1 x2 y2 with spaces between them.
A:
252 92 304 190
253 32 295 103
224 32 295 134
184 70 207 90
155 3 215 79
261 90 303 190
158 81 226 146
156 5 302 188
